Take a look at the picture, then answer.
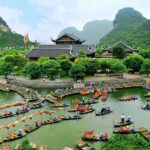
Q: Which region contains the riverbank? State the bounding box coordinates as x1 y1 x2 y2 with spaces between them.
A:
0 80 39 101
7 74 149 89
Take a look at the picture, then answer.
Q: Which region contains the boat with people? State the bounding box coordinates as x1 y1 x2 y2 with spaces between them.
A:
93 88 101 99
113 121 134 127
52 102 69 108
81 130 109 141
3 131 27 143
58 114 82 120
24 123 41 134
80 88 90 95
142 103 150 110
96 110 113 116
113 126 138 134
76 140 95 150
78 99 98 105
120 96 138 101
44 118 61 125
0 107 30 119
31 101 45 109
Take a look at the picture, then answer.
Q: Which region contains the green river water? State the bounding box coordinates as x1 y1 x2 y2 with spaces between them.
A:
0 87 149 150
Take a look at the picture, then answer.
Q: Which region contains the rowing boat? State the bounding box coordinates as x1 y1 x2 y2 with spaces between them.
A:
96 110 113 116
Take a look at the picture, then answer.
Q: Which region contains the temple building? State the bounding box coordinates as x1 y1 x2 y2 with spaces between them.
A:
101 42 138 58
27 33 96 60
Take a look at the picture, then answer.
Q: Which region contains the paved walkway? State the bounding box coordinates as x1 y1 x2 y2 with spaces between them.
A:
5 73 148 88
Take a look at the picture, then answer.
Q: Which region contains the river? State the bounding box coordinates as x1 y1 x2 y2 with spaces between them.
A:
0 87 149 150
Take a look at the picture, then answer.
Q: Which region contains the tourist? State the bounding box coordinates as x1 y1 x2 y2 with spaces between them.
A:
4 111 8 116
18 129 24 136
35 121 41 127
127 115 132 122
121 114 125 123
16 108 20 115
105 106 110 113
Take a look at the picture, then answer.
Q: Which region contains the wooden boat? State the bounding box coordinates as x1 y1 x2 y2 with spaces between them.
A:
78 99 98 105
52 103 69 108
79 109 95 115
58 114 82 120
120 96 138 101
114 121 134 127
142 103 150 110
3 133 27 142
80 89 90 95
82 131 108 141
93 89 101 99
43 118 61 125
113 127 138 134
0 113 14 119
76 140 95 150
138 127 150 142
16 108 30 115
24 124 41 133
31 101 45 109
95 110 113 116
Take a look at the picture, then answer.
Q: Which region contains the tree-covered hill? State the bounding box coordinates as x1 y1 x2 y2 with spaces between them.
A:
59 20 113 45
99 7 150 49
0 17 30 48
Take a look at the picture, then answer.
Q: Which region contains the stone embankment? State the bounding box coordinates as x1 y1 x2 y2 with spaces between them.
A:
0 82 39 101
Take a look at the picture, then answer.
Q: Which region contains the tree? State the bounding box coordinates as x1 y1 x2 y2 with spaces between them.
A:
38 57 50 64
124 54 144 72
140 59 150 77
19 139 32 150
101 134 150 150
59 59 72 73
23 62 41 79
0 61 13 78
110 60 127 75
84 59 99 75
3 54 27 69
95 47 103 57
112 46 127 58
139 49 150 59
42 60 60 80
78 49 86 57
69 63 86 80
98 59 111 73
56 54 69 62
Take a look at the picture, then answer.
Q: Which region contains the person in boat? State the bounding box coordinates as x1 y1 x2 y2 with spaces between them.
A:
16 108 20 115
4 111 8 116
101 104 106 113
18 129 24 136
100 132 108 141
9 111 13 116
26 103 30 110
120 126 129 132
121 114 125 123
126 115 132 122
89 104 94 110
105 106 110 113
35 121 41 127
144 104 150 109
